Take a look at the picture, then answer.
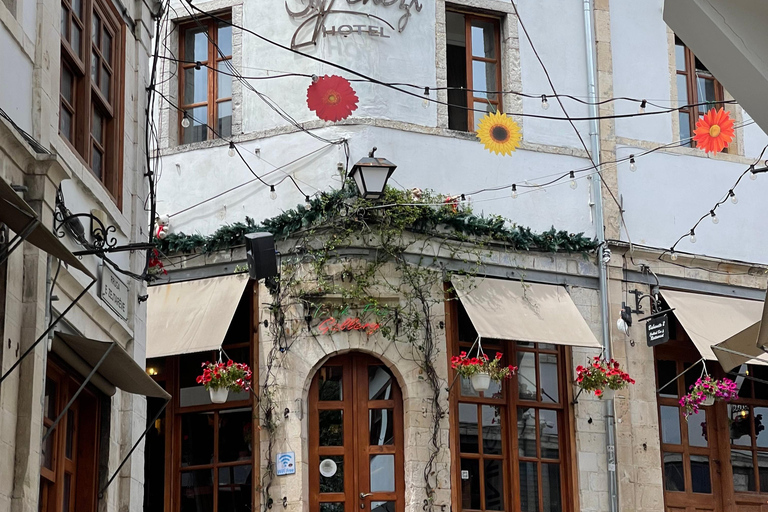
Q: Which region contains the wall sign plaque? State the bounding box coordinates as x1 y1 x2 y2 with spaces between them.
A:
287 0 423 49
646 314 670 347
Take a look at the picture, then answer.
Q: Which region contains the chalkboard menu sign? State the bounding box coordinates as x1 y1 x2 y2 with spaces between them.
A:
646 314 670 347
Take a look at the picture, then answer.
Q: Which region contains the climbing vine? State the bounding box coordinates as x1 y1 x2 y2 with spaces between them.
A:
160 185 598 512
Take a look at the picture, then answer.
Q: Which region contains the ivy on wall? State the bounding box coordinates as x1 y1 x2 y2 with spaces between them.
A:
157 187 598 256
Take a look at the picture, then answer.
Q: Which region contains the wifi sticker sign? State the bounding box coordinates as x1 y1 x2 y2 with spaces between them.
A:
276 452 296 476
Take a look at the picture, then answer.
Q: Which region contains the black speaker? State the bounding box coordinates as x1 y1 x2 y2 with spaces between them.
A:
245 232 278 281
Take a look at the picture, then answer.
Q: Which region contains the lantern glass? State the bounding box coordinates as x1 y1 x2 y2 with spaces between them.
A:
353 166 392 200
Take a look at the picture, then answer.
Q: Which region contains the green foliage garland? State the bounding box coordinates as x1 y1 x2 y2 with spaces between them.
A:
157 186 598 255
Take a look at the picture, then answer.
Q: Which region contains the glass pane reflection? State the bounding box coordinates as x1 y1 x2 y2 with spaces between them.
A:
517 407 537 458
371 502 395 512
484 459 504 510
181 413 214 467
318 366 343 401
687 411 708 447
180 469 214 511
320 503 344 512
460 458 480 509
319 410 344 446
542 463 561 512
369 409 394 445
660 406 681 445
481 405 502 455
369 366 393 400
519 461 539 512
690 455 711 493
732 449 755 492
663 452 684 492
540 409 559 459
539 354 559 403
219 409 252 462
319 456 344 493
517 352 537 401
370 455 395 492
218 465 252 512
458 403 479 453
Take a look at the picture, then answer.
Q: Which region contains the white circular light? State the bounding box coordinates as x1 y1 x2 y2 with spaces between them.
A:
319 459 337 478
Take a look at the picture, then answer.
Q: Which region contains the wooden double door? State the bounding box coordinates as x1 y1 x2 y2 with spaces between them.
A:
309 353 404 512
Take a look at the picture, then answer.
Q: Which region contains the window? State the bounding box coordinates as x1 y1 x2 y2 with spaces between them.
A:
39 359 102 512
446 11 502 132
59 0 123 202
449 301 572 512
724 364 768 493
675 37 726 146
144 284 257 512
179 17 233 144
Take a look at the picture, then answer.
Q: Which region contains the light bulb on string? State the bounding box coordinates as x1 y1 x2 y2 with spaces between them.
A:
228 141 236 157
511 184 518 199
638 100 647 114
750 166 758 180
541 95 549 110
269 185 277 200
304 195 312 210
629 155 637 172
729 190 738 204
181 112 191 128
710 210 719 224
670 251 679 261
689 229 697 244
569 171 577 189
422 87 430 109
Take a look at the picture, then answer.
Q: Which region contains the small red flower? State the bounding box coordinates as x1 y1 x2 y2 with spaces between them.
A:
495 352 503 360
307 75 359 122
595 389 603 397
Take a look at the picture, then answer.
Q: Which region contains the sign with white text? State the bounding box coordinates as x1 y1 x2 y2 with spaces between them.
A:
646 314 670 347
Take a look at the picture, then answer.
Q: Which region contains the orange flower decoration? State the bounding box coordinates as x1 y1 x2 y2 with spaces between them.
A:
693 107 734 153
306 75 359 122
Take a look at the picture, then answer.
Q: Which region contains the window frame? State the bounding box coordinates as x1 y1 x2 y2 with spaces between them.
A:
150 282 259 512
58 0 124 206
178 14 233 145
675 37 726 148
39 357 102 512
446 10 503 133
446 291 577 512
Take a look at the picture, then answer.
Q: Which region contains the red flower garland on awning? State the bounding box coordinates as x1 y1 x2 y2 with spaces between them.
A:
693 107 735 153
307 75 359 122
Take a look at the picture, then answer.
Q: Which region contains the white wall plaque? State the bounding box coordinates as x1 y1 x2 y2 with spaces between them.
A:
99 264 128 320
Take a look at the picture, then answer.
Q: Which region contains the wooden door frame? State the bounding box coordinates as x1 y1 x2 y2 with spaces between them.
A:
308 353 406 512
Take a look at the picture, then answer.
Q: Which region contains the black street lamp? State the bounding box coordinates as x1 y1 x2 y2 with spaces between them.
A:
349 147 397 200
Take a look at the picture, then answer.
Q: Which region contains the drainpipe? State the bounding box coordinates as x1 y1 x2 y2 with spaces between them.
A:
582 1 619 511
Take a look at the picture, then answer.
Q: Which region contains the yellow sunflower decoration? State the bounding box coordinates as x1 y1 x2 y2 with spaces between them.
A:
476 111 521 156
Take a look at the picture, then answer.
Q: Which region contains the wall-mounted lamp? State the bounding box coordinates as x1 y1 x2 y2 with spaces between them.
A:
349 147 397 200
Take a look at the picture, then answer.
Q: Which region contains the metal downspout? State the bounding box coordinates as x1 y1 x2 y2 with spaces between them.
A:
582 1 619 511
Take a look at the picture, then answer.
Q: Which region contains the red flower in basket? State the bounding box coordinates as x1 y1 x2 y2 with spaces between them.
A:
307 75 359 122
575 356 635 399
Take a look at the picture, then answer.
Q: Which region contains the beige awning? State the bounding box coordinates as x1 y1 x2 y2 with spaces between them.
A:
0 177 93 278
661 289 768 368
147 274 249 358
53 333 170 399
711 288 768 370
451 276 601 348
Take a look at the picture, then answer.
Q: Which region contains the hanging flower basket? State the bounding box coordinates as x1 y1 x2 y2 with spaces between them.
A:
451 351 517 392
679 376 738 420
197 360 253 404
575 356 635 399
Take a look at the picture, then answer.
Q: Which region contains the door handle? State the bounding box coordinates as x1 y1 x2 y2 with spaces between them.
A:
360 493 373 499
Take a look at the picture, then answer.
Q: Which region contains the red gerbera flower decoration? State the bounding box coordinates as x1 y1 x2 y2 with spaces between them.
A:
307 75 358 122
693 107 734 153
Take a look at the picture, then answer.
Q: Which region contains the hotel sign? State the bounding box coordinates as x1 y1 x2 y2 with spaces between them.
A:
287 0 423 49
646 314 670 347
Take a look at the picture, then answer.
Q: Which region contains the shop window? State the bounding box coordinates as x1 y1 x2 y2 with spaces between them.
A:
449 303 571 512
178 15 233 144
39 359 101 512
59 0 123 204
674 36 727 148
446 11 502 132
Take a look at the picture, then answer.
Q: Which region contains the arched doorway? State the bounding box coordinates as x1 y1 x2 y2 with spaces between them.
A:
308 353 405 512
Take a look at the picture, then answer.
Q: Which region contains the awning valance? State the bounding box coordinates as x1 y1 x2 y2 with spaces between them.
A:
146 274 249 358
660 288 768 368
711 288 768 371
451 276 601 348
0 177 93 278
53 333 170 399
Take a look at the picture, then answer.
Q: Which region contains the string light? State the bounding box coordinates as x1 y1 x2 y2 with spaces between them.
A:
729 190 738 204
689 229 697 244
710 210 719 224
511 184 518 199
750 165 758 180
228 141 236 157
541 95 549 110
181 112 191 128
638 100 647 114
304 195 312 210
270 185 277 200
569 171 577 189
670 250 679 261
423 87 430 109
629 155 636 172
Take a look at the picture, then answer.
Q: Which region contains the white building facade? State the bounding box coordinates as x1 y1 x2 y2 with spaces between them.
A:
147 2 768 512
